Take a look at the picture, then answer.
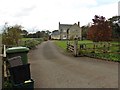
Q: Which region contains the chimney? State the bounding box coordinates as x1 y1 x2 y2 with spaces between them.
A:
78 21 80 26
59 22 60 25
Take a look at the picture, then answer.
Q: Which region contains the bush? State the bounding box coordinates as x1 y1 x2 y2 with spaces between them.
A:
43 37 48 41
23 40 35 49
35 38 43 44
22 38 43 49
3 80 12 88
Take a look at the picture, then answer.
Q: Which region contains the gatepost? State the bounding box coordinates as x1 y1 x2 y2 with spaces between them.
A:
74 38 78 56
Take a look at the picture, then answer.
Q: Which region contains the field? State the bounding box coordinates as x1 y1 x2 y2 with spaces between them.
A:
54 40 67 50
54 40 120 62
54 40 94 50
54 40 93 49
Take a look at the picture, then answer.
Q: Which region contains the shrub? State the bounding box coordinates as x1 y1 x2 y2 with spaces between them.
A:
23 39 41 49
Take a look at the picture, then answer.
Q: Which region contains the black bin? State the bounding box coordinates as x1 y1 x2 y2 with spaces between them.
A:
13 79 34 89
9 64 31 84
9 64 34 89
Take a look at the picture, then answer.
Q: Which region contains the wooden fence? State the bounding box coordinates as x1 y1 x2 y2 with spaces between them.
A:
1 44 18 89
1 45 7 89
66 40 120 61
67 40 78 56
67 44 74 52
78 42 120 61
0 45 2 90
78 43 120 53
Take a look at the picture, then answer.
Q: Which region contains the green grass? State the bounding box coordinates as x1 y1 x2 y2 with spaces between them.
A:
54 40 96 50
78 40 93 44
54 40 119 50
21 38 33 41
54 40 67 50
54 40 120 62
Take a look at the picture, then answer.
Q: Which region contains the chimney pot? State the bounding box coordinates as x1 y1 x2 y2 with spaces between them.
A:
78 21 80 26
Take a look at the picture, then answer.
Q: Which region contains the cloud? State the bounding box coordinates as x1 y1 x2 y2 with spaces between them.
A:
13 6 36 17
0 0 118 31
90 3 118 18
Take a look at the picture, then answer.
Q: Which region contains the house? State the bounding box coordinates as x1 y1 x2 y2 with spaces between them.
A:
59 22 82 40
51 30 60 40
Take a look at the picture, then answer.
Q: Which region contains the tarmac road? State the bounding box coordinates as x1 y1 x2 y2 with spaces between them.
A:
28 40 118 88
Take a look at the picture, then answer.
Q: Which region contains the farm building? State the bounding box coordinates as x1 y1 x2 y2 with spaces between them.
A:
59 22 82 40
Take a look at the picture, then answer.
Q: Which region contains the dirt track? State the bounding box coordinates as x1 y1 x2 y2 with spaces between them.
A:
28 40 118 88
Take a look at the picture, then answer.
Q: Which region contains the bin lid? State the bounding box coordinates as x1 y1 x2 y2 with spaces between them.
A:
6 47 29 53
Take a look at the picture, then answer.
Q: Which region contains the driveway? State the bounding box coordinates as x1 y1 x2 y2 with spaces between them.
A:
28 40 118 88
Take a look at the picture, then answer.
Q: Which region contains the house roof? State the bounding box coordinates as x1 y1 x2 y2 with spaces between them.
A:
59 24 73 30
70 23 80 28
60 24 72 27
51 30 59 35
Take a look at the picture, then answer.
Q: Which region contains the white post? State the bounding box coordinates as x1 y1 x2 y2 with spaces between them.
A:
3 45 6 57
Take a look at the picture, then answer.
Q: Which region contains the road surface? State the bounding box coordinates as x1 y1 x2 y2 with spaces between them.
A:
28 41 118 88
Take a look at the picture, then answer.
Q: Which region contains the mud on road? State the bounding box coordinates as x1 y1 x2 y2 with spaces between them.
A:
28 41 118 88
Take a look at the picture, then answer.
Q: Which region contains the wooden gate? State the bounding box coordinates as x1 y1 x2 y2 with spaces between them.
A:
66 39 78 56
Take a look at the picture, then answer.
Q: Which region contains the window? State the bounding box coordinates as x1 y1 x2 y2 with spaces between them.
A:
63 30 66 32
63 35 66 37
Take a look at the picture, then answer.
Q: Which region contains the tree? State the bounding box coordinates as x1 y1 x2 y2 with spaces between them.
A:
81 25 89 40
27 30 51 39
46 30 51 35
108 16 120 40
87 15 112 42
45 30 51 39
2 24 22 46
21 30 28 38
36 31 41 38
87 25 95 41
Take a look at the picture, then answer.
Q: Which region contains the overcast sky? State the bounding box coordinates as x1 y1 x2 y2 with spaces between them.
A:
0 0 119 32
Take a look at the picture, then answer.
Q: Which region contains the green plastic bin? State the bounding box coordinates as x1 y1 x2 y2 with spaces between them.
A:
6 47 29 64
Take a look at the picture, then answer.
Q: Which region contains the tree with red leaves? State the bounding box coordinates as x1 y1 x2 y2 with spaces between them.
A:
87 15 112 42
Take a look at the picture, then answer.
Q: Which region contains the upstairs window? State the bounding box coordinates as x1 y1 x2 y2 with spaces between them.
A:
63 30 66 32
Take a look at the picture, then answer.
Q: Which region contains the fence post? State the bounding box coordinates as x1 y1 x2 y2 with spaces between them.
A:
66 41 69 51
93 42 95 52
74 38 78 56
66 29 69 51
0 45 2 90
2 45 7 89
107 42 110 51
